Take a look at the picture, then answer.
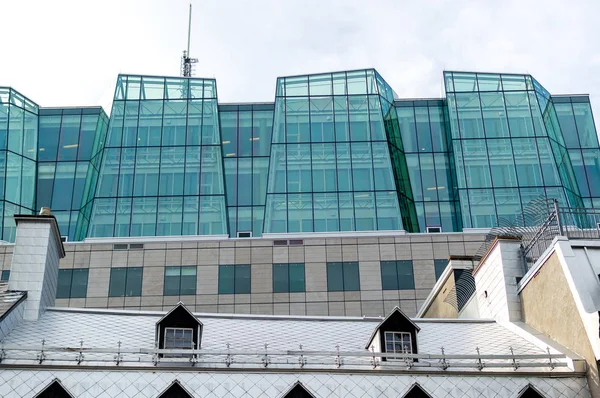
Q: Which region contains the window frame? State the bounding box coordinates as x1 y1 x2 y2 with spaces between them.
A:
163 266 197 296
326 261 360 292
56 268 89 299
163 327 195 358
384 331 413 358
108 267 143 297
273 262 306 293
218 264 251 294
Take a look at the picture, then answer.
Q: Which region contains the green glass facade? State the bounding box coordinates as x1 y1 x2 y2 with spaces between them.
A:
0 68 598 241
37 107 108 241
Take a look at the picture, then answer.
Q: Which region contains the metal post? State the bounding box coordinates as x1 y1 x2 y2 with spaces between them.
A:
553 199 564 236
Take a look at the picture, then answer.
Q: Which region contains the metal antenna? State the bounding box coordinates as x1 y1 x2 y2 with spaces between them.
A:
181 2 198 77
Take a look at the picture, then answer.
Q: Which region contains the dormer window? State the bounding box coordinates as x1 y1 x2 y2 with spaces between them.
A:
164 327 194 356
156 302 202 358
365 307 420 362
384 331 412 357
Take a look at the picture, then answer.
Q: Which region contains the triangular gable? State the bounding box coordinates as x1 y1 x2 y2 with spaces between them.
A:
517 384 545 398
365 306 420 348
401 383 432 398
280 381 316 398
34 379 75 398
157 380 194 398
156 301 202 327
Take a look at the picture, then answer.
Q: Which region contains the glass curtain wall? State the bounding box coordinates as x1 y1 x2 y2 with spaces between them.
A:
264 70 409 233
551 95 600 208
85 75 227 237
37 108 108 241
445 72 582 228
0 88 38 241
395 99 461 232
219 103 273 237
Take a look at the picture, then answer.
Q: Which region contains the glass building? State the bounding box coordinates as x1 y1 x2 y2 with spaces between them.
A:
0 68 598 241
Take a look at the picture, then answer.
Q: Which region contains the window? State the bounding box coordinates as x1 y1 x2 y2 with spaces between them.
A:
385 331 413 356
218 264 251 294
381 260 415 290
164 327 194 356
56 269 89 299
109 267 143 297
426 226 441 233
326 261 360 292
164 266 197 296
237 231 252 238
0 270 9 281
273 263 305 293
434 259 448 280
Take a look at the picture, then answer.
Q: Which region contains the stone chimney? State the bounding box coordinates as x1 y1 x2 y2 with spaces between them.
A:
7 209 65 321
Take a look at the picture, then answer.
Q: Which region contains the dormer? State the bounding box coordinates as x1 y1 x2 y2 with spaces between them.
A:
517 384 545 398
157 380 193 398
401 383 432 398
34 379 74 398
280 381 316 398
365 306 420 361
155 302 203 358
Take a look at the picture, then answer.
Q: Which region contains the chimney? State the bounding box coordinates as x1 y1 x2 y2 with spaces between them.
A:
472 238 524 322
7 209 65 321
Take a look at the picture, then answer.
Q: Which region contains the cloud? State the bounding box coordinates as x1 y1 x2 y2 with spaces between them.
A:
0 0 598 125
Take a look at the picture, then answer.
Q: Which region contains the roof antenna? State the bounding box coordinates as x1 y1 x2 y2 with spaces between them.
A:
181 2 198 77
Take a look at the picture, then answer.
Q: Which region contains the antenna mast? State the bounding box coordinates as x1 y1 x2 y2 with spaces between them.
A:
181 2 198 77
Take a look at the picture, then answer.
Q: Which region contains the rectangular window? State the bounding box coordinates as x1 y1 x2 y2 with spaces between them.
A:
326 261 360 292
164 327 194 357
218 264 251 294
109 267 143 297
273 263 305 293
0 270 9 281
434 259 448 280
384 331 412 355
381 260 415 290
163 266 197 296
56 268 89 299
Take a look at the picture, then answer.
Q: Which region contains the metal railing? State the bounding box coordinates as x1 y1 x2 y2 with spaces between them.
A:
0 341 568 372
521 200 600 268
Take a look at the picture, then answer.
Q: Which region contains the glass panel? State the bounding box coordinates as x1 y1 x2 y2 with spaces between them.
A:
234 264 251 294
327 262 344 292
273 263 288 293
288 263 305 293
488 139 517 187
396 260 415 290
180 266 196 295
343 261 360 291
38 115 61 161
348 96 370 141
56 269 72 298
286 98 310 143
477 74 502 91
219 265 235 294
309 74 332 96
452 73 478 92
109 268 127 297
346 71 367 95
164 267 181 296
572 103 598 148
480 92 509 138
70 269 89 298
51 162 76 210
125 267 143 297
58 114 81 161
310 97 334 142
501 74 527 91
138 101 163 146
381 261 398 290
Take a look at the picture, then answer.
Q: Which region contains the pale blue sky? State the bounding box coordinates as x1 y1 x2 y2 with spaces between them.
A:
1 0 599 122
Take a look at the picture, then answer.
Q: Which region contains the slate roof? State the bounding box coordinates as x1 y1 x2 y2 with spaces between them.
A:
0 306 570 373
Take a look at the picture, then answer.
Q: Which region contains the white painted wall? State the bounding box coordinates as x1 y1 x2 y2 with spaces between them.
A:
474 240 524 322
